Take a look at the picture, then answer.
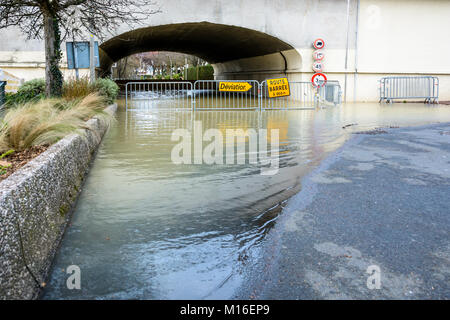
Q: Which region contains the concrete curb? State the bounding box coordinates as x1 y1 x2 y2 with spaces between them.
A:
0 104 117 300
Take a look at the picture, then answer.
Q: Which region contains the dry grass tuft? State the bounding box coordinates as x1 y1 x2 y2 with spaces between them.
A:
0 93 114 152
62 77 95 101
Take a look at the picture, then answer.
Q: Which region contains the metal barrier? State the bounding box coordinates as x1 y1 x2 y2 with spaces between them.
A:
125 82 194 110
0 81 6 108
318 80 342 107
125 80 342 111
260 81 316 110
193 80 260 110
379 76 439 103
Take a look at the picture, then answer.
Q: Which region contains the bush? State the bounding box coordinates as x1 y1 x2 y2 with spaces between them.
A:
0 93 114 153
172 73 182 80
63 77 118 104
185 65 214 80
63 77 94 101
93 78 119 104
6 79 46 105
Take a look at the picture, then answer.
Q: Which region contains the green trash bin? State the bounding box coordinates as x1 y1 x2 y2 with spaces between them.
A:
0 81 6 107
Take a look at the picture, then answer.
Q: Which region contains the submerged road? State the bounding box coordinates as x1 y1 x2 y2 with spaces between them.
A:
240 122 450 299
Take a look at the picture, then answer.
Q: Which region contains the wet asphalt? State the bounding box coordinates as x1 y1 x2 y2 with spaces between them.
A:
238 122 450 300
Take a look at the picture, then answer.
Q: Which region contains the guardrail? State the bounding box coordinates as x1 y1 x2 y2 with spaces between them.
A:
125 80 343 111
318 80 342 107
379 76 439 103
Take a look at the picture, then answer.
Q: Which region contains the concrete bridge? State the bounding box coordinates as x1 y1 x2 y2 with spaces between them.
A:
1 0 450 101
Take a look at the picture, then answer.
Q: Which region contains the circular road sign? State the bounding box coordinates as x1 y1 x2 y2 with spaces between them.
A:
313 50 325 61
312 73 328 88
313 38 325 50
312 61 324 72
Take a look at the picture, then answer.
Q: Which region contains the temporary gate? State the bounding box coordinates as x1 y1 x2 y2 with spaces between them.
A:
126 82 194 110
379 76 439 103
260 81 316 110
193 80 260 110
126 80 342 111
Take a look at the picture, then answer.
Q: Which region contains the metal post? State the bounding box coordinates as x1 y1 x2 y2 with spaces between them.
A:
70 39 80 80
196 58 200 80
353 0 360 102
344 0 351 103
90 34 96 83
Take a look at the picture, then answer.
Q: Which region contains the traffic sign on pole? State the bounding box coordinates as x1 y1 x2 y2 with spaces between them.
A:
312 73 328 88
313 38 325 50
313 50 325 61
312 61 324 73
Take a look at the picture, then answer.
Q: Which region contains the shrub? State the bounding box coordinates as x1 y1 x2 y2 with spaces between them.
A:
4 93 16 105
63 77 94 101
62 77 118 104
186 65 214 80
6 79 46 105
93 78 119 104
0 93 114 153
172 73 182 80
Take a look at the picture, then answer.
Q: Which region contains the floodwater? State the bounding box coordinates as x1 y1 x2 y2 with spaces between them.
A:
43 99 450 299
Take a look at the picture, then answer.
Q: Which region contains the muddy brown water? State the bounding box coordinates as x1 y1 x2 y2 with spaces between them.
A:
42 100 450 299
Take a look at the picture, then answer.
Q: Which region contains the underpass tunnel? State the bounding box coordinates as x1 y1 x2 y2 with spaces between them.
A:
99 22 302 81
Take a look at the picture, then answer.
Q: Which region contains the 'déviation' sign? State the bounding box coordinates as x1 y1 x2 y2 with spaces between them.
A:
219 82 252 92
267 78 290 98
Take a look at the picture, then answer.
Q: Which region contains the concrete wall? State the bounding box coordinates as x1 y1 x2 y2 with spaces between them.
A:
0 105 116 300
0 0 449 101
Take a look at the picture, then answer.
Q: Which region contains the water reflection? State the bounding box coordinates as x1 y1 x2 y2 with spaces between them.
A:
43 100 450 299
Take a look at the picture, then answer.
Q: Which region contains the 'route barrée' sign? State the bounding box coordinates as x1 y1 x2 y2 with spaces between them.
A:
267 78 290 98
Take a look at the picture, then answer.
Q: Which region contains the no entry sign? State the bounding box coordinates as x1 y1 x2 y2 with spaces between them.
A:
311 73 327 88
313 38 325 50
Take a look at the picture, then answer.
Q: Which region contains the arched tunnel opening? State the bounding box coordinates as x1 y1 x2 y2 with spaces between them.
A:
99 22 302 81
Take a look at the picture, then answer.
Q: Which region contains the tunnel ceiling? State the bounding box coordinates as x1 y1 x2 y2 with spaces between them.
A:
99 22 294 70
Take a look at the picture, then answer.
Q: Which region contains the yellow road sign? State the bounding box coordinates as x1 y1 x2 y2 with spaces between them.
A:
219 82 252 92
267 78 290 98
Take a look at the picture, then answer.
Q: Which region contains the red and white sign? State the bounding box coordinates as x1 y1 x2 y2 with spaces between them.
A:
312 61 324 72
313 50 325 61
312 73 327 87
313 38 325 50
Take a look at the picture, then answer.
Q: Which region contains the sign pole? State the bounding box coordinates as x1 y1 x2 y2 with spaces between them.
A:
72 39 79 80
90 34 96 83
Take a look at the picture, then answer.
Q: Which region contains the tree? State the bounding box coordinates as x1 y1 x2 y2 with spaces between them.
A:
0 0 160 97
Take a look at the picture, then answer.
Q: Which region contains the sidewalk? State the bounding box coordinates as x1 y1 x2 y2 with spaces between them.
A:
248 123 450 299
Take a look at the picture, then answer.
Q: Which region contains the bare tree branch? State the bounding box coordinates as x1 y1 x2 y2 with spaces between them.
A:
0 0 160 96
0 0 161 40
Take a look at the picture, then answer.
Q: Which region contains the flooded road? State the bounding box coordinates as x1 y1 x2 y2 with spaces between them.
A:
43 100 450 299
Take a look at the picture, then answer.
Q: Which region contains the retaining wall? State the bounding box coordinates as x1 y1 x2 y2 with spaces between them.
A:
0 104 117 300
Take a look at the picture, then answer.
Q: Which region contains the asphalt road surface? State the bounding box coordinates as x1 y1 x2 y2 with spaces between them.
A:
240 122 450 300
